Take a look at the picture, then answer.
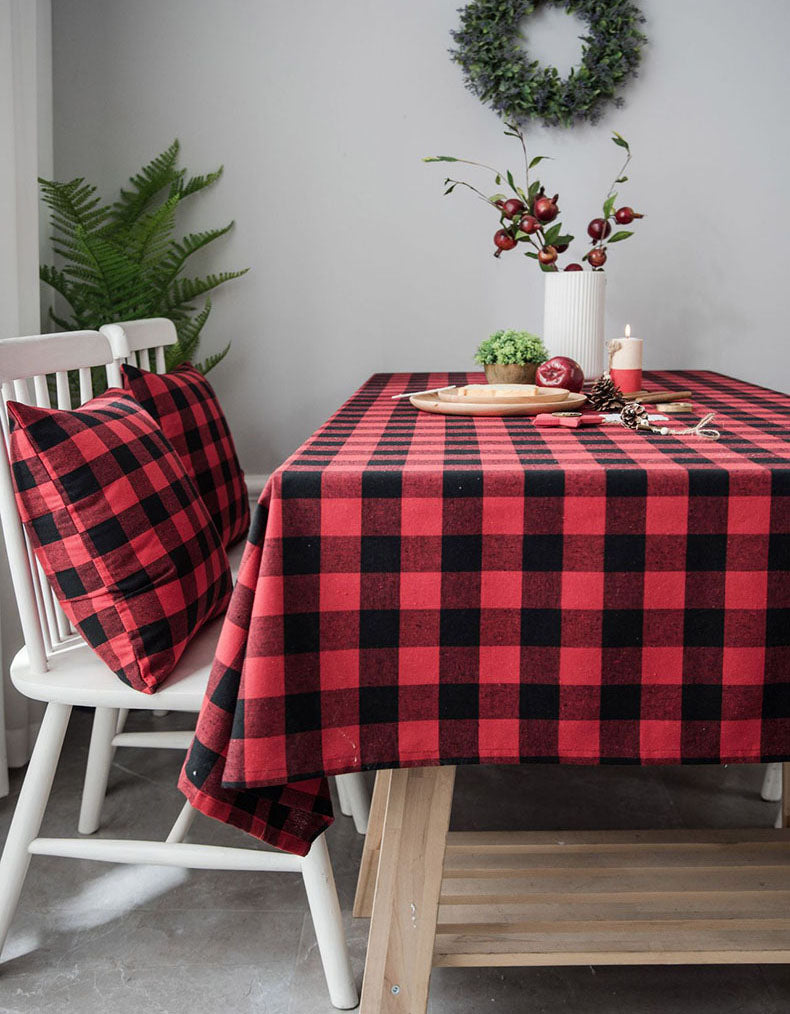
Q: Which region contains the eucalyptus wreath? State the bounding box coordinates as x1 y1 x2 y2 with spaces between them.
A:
450 0 647 128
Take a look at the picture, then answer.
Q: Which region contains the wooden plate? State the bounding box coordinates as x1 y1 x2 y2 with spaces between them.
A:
410 391 587 417
437 383 568 405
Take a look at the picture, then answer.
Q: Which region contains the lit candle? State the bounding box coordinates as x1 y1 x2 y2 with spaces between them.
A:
607 323 643 394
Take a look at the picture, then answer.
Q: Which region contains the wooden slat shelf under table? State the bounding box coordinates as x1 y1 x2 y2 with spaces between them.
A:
356 767 790 1014
435 828 790 967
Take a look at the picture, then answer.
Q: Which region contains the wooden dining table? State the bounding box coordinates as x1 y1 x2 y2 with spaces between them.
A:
178 369 790 1011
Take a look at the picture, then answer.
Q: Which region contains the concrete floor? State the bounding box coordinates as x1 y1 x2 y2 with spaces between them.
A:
0 709 789 1013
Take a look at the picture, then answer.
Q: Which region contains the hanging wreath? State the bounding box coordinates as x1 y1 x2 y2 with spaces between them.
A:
450 0 647 128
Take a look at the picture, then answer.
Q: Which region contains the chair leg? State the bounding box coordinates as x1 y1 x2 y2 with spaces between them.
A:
762 762 783 802
335 773 352 816
300 834 358 1010
78 707 118 835
0 702 71 957
336 772 370 834
166 800 199 843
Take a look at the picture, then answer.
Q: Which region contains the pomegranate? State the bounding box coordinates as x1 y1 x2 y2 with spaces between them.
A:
587 218 612 241
494 229 517 254
533 194 559 223
517 214 540 235
501 198 525 219
588 247 607 267
614 206 644 224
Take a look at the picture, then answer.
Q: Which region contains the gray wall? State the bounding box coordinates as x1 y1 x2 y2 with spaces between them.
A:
52 0 790 473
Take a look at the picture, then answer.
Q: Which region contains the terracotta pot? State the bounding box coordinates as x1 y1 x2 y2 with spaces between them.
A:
483 362 538 385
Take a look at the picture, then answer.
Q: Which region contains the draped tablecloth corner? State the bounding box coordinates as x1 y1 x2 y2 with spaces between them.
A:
179 371 790 853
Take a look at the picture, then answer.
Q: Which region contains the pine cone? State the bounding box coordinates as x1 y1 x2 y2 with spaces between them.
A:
589 373 625 412
620 402 648 430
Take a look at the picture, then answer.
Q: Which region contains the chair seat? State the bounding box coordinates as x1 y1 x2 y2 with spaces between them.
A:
11 541 246 711
10 615 224 711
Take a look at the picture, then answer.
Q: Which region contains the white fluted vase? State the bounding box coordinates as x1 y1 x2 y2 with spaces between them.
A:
542 271 606 380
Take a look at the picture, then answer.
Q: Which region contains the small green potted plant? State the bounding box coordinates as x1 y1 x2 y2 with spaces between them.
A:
474 329 549 384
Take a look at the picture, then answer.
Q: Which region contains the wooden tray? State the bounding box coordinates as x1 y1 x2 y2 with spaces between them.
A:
411 391 587 417
437 384 568 406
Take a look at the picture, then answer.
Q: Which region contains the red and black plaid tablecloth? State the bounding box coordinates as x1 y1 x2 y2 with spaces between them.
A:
179 370 790 855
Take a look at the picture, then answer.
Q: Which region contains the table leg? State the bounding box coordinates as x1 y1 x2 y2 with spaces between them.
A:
782 763 790 829
360 765 455 1014
354 769 392 919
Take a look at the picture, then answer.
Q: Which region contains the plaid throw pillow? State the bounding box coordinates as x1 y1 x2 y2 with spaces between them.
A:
8 390 232 694
121 363 249 548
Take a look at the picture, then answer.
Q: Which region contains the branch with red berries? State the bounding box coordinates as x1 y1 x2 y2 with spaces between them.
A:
423 126 644 272
582 132 644 268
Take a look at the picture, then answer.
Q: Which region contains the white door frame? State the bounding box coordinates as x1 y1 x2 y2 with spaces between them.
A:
0 0 52 794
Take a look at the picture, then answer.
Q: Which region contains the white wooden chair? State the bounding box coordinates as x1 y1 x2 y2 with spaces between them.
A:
0 330 358 1009
70 318 370 839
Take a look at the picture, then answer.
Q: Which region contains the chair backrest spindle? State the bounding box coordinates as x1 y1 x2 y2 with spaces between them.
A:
33 374 51 408
0 331 120 671
101 318 178 379
78 366 94 403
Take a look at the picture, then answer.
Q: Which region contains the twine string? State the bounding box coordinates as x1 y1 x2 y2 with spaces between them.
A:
677 412 720 440
629 410 720 441
606 339 622 374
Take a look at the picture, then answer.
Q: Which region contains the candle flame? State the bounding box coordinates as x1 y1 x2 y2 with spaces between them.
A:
625 323 631 339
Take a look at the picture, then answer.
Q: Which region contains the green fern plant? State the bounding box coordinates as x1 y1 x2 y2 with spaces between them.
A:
39 139 248 374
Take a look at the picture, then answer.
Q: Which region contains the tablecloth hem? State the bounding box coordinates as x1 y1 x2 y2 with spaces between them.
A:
223 748 789 790
177 771 330 857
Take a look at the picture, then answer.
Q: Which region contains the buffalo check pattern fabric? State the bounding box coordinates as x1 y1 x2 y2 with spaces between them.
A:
179 371 790 855
122 363 250 548
8 391 232 693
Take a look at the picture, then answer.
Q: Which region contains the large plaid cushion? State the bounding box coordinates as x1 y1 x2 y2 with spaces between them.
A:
122 363 249 548
8 390 232 693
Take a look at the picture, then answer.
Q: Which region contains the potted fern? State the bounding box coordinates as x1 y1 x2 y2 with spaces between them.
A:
474 329 549 384
39 139 248 375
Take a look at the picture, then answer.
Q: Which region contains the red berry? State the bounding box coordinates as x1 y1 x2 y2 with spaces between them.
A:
538 245 558 265
588 248 607 267
518 214 540 235
533 195 559 223
494 229 517 252
502 198 525 219
564 263 583 271
494 199 505 210
555 243 569 253
587 218 612 241
615 206 644 224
